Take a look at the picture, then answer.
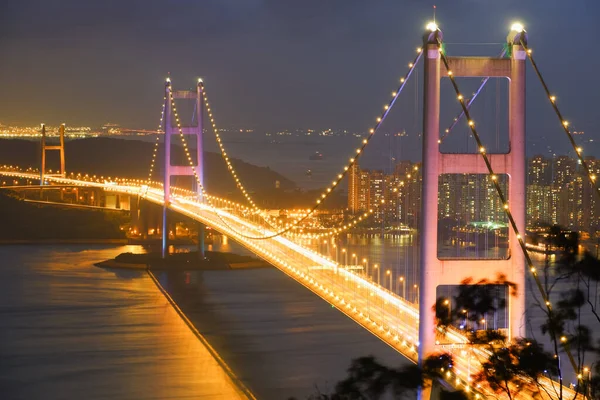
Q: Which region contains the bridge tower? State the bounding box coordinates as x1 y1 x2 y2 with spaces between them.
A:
40 123 66 185
418 25 527 379
162 79 205 259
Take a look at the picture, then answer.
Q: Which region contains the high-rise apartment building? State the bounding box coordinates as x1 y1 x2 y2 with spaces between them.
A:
528 155 552 185
347 163 371 213
347 161 421 226
347 155 599 233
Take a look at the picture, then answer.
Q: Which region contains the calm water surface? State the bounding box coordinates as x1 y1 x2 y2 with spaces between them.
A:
1 240 594 400
0 243 411 400
0 245 248 400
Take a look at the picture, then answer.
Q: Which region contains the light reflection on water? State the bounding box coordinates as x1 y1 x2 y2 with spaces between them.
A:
158 236 411 399
0 245 248 400
304 234 598 384
158 267 410 400
2 239 595 398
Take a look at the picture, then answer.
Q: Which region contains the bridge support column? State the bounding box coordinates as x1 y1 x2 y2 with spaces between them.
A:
140 200 149 239
197 222 205 259
507 38 527 340
418 26 527 400
130 195 140 235
419 33 442 400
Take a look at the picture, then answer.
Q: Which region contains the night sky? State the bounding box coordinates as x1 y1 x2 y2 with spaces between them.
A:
1 0 599 154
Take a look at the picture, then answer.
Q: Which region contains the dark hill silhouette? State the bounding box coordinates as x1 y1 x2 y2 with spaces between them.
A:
0 191 125 240
0 137 295 198
0 137 345 208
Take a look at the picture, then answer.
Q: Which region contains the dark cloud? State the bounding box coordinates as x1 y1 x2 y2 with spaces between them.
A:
0 0 598 156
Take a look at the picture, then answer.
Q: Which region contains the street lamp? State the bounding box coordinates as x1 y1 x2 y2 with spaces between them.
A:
362 258 369 278
342 248 347 266
333 244 339 264
414 284 419 304
386 270 392 291
444 298 451 321
374 264 380 285
461 309 468 330
583 365 593 399
399 276 405 299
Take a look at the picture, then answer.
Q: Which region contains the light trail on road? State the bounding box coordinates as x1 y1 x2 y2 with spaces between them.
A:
0 170 578 400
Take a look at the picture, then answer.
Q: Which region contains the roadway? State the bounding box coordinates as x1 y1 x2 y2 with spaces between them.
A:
0 170 578 400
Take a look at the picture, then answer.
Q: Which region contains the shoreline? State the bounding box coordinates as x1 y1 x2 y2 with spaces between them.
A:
94 250 273 272
146 269 257 399
0 238 128 245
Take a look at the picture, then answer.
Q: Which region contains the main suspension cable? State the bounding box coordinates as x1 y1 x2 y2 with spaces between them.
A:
200 44 425 238
521 39 600 201
164 82 379 240
439 49 507 144
147 101 166 185
168 81 335 239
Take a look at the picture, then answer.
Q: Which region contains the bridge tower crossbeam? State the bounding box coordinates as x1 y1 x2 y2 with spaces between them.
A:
418 26 527 380
162 80 204 258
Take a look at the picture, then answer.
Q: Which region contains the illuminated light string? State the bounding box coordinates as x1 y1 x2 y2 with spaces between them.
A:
169 185 434 368
219 207 477 395
435 36 580 375
167 82 297 239
199 46 424 238
202 86 299 230
0 78 547 400
288 170 421 240
147 100 166 185
122 146 449 379
202 85 306 232
143 158 429 366
287 209 375 240
200 86 262 213
186 203 431 369
521 39 600 200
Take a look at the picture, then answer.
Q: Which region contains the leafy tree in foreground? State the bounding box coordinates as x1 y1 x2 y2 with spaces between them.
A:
434 275 559 400
289 353 464 400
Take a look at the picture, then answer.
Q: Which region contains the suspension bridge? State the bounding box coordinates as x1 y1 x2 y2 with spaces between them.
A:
1 23 594 400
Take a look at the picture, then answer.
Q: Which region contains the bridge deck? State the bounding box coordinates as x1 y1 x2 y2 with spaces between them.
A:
0 171 576 400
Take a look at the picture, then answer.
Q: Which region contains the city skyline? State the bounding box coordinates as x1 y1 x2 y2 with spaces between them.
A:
348 153 600 233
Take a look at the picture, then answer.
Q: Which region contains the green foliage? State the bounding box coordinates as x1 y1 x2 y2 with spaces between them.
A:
333 356 421 399
435 274 516 336
293 354 460 400
473 339 555 399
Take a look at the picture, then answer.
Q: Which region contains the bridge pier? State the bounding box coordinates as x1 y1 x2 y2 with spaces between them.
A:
197 222 205 259
130 195 141 235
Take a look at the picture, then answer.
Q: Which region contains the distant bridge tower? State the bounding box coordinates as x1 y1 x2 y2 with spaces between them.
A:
40 123 66 185
418 25 527 376
162 79 205 259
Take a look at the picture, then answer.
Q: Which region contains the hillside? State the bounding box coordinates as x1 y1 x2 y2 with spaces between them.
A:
0 137 309 207
0 191 126 240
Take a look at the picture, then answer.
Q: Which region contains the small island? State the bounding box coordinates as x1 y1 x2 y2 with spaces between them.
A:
95 250 272 271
